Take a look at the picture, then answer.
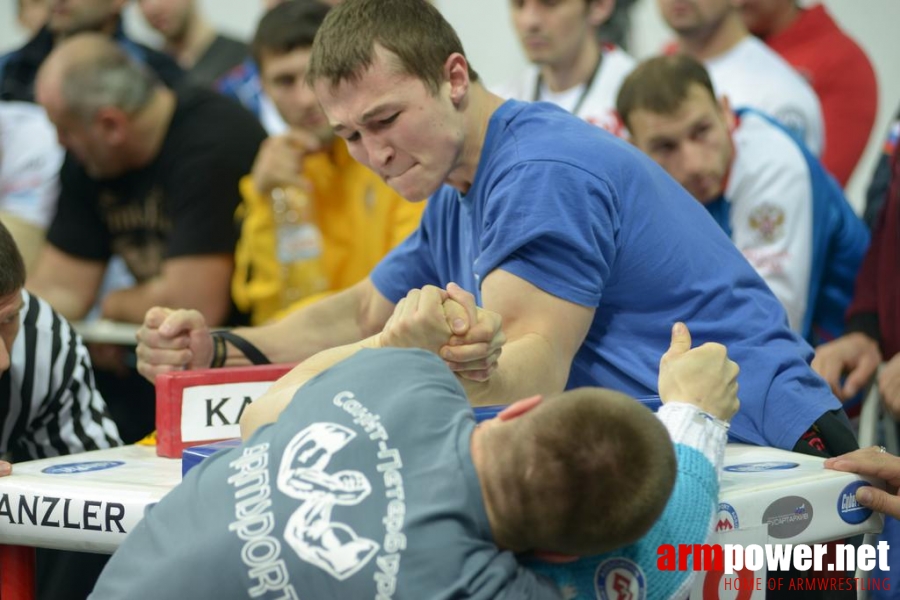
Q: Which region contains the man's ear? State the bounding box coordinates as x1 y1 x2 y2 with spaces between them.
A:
497 395 543 421
445 52 470 106
95 107 129 146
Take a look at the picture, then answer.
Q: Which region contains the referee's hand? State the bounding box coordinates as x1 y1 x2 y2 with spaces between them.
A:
826 446 900 519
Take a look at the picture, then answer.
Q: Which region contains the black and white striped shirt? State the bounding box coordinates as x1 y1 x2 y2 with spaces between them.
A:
0 291 122 462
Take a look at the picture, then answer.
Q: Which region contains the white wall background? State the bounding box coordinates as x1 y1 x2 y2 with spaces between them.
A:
1 0 897 210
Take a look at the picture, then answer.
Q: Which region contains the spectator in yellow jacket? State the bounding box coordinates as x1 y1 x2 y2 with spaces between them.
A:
232 0 424 324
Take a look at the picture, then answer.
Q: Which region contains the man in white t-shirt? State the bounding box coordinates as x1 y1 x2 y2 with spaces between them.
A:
493 0 634 135
657 0 824 156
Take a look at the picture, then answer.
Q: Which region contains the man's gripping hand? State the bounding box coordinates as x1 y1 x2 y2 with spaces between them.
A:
658 322 739 421
439 283 505 382
135 307 213 383
380 284 505 380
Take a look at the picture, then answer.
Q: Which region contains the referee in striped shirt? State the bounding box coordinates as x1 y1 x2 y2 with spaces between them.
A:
0 220 121 476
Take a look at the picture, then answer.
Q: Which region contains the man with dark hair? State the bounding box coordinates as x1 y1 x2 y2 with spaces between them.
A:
0 0 183 103
494 0 635 135
138 0 248 88
94 289 738 598
138 0 848 457
0 219 120 474
616 54 869 345
231 0 423 325
733 0 877 186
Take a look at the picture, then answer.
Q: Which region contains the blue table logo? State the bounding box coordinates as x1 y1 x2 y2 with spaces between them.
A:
42 461 125 474
725 461 799 473
837 481 874 524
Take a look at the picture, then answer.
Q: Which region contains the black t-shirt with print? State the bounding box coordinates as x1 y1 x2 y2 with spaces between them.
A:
47 85 265 320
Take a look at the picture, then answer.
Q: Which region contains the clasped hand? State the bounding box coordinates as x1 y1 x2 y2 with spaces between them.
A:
379 283 505 382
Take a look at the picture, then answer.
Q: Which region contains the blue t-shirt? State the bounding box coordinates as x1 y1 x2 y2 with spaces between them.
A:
372 100 840 449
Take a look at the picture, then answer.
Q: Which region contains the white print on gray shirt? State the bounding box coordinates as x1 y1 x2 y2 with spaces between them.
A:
227 443 299 600
277 422 379 580
334 390 408 600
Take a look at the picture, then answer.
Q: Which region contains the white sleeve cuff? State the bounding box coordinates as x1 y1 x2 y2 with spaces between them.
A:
657 402 729 475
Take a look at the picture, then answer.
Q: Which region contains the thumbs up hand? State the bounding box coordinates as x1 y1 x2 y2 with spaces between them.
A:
658 322 740 421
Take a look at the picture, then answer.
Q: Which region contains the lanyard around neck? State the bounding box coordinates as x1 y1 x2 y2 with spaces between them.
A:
532 49 604 117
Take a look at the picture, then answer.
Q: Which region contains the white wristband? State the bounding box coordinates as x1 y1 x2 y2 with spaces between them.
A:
657 402 729 475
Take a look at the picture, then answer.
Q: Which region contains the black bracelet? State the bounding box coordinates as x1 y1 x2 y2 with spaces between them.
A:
210 332 227 368
210 330 271 366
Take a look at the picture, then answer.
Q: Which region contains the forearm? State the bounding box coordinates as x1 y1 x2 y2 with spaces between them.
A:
102 260 233 325
26 246 104 321
102 279 230 326
240 334 382 438
101 281 167 324
226 281 389 367
0 213 45 273
458 332 570 406
26 281 91 321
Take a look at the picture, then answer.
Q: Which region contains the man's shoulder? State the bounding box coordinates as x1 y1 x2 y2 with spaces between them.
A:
209 34 249 57
0 101 54 139
168 86 266 143
489 101 633 179
115 34 183 85
601 44 637 75
729 111 811 193
733 111 808 167
495 101 620 149
490 66 539 101
736 38 816 97
18 291 74 342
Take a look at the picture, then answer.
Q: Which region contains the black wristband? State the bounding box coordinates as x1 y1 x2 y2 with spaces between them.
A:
210 332 227 369
210 330 271 366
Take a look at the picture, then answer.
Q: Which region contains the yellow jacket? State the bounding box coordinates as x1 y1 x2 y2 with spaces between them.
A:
232 139 425 324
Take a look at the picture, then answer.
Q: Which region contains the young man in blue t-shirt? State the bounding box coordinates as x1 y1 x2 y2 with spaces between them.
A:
136 0 852 457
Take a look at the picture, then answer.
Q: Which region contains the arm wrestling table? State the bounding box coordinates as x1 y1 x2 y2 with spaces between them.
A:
0 367 885 600
0 443 883 600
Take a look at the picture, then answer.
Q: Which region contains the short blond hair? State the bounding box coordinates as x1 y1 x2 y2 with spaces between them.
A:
485 388 677 555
